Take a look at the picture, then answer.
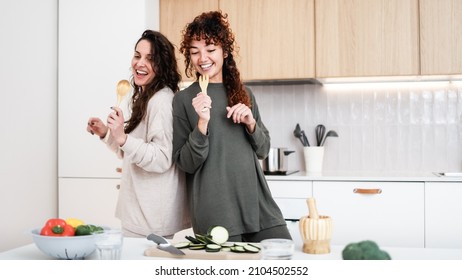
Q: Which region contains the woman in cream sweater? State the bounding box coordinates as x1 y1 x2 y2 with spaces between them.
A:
87 30 190 238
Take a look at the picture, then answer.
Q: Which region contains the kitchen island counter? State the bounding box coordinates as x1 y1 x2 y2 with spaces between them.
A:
2 237 462 260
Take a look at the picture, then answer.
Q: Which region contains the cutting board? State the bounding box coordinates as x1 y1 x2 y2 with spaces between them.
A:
144 228 261 260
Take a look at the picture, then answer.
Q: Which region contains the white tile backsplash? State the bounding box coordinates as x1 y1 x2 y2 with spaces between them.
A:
250 83 462 173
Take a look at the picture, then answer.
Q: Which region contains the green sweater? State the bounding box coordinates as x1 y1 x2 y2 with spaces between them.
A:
172 82 286 236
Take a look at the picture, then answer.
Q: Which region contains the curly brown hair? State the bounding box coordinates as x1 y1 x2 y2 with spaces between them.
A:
179 11 251 108
125 30 182 134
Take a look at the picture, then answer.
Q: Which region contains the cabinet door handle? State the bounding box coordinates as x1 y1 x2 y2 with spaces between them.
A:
116 184 120 190
116 167 122 173
353 188 382 194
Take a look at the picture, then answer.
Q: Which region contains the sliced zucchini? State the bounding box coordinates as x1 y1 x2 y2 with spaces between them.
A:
221 247 231 252
185 235 201 244
189 244 206 250
205 244 222 252
221 242 235 248
233 242 248 247
247 243 261 250
243 245 260 253
231 246 245 253
173 241 190 249
189 245 205 250
207 225 229 245
204 235 218 245
194 234 208 244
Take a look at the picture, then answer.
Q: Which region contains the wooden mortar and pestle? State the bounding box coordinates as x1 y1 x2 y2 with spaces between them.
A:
299 197 333 254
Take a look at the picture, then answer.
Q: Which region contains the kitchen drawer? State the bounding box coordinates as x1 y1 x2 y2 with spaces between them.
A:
267 180 312 198
313 181 425 248
59 178 121 228
425 182 462 248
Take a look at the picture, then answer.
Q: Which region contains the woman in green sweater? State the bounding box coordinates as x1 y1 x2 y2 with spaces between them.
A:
172 11 291 242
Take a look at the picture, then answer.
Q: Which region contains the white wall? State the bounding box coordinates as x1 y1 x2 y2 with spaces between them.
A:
0 0 58 252
252 82 462 174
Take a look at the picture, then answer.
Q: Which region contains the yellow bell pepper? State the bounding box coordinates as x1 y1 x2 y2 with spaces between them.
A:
65 218 85 228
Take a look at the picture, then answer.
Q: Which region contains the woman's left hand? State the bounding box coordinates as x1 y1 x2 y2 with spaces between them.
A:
226 103 256 133
107 107 127 146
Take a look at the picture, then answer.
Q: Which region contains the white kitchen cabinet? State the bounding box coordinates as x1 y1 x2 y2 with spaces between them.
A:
58 0 146 178
313 181 425 248
425 182 462 248
57 0 148 231
59 178 121 229
267 180 313 220
57 0 159 234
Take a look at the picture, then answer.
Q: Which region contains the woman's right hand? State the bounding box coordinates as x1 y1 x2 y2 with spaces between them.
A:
192 92 211 135
86 117 108 138
192 92 212 119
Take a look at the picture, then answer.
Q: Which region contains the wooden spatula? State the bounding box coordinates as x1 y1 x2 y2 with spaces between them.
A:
199 74 209 112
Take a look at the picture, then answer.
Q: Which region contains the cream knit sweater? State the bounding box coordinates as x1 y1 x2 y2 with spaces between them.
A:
104 87 190 237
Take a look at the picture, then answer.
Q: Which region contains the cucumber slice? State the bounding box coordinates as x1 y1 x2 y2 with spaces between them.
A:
189 244 206 250
173 241 190 249
194 234 208 244
233 242 248 247
231 246 245 253
248 243 261 250
207 226 229 245
205 244 221 252
221 247 231 252
185 235 201 244
243 245 260 253
221 242 234 248
204 235 218 245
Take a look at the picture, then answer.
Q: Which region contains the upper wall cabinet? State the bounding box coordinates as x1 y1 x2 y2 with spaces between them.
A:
420 0 462 75
160 0 218 82
160 0 315 82
220 0 315 81
315 0 420 78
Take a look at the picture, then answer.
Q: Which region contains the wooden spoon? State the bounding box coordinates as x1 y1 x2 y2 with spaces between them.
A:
116 79 131 107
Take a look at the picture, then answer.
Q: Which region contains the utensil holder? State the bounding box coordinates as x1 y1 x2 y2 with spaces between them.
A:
299 198 332 254
303 146 324 174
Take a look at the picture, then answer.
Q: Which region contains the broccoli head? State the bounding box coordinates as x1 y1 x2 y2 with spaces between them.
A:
342 240 391 260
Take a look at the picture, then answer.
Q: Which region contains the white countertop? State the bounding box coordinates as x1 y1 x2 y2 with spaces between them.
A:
265 171 462 182
2 237 462 260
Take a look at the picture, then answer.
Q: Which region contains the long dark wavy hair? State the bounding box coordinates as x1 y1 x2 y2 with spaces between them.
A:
125 30 181 134
179 11 251 107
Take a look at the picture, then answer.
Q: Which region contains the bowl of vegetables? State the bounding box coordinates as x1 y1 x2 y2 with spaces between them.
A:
31 218 105 260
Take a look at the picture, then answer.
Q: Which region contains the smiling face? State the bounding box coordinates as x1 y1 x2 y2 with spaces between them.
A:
131 39 155 89
189 39 225 83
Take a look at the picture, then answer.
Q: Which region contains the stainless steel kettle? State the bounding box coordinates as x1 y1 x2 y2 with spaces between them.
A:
262 147 295 174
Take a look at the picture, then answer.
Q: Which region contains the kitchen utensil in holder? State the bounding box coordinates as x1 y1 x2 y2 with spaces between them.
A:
299 198 332 254
304 146 324 174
